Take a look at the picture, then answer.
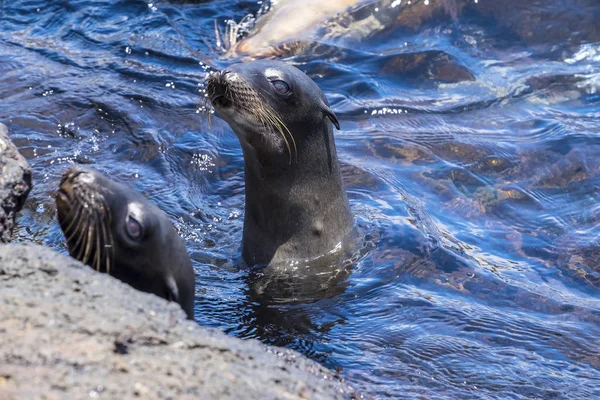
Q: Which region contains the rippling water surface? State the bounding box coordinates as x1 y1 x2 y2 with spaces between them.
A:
2 0 600 398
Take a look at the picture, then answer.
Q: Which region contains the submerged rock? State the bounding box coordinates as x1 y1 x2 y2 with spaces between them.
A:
0 243 356 400
0 123 32 243
378 50 475 84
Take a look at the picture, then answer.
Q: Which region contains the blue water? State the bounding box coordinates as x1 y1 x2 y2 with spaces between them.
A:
2 0 600 398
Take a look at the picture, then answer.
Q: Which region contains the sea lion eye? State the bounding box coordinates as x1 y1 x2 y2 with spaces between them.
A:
126 214 143 240
271 80 290 95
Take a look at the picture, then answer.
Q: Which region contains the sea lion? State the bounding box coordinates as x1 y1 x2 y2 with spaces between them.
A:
223 0 596 59
55 167 196 319
219 0 463 57
223 0 360 56
206 60 355 267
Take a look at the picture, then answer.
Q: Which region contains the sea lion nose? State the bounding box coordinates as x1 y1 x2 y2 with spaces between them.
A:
207 70 235 108
59 168 95 198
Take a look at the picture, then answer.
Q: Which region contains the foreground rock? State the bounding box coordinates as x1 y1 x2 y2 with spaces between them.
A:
0 123 32 243
0 243 355 400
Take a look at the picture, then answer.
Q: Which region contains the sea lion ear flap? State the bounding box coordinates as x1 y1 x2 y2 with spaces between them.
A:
322 105 341 130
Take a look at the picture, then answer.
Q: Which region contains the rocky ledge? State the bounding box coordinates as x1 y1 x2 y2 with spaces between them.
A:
0 123 32 243
0 243 355 400
0 122 355 399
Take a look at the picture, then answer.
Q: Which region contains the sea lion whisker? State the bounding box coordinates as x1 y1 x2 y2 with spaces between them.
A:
69 236 84 261
255 106 276 133
260 108 292 162
261 107 293 163
73 215 91 261
65 203 88 244
104 202 114 275
68 200 93 242
270 111 297 160
88 215 97 271
78 216 95 265
97 219 106 272
98 204 111 274
258 113 271 133
66 228 81 250
246 87 297 162
93 209 103 272
106 234 113 275
99 208 108 273
64 202 85 238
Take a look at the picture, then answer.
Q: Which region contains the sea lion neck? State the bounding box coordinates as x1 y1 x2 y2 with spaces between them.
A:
240 119 336 178
239 122 354 267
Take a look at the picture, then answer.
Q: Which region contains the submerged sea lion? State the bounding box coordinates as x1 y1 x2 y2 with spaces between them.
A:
223 0 598 59
206 60 355 267
224 0 360 56
220 0 462 57
56 167 195 319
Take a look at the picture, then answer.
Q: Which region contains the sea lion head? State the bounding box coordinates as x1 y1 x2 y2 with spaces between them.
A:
206 60 340 162
56 167 195 319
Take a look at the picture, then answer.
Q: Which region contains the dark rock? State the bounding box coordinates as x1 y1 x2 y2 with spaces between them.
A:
0 243 356 400
0 123 32 243
464 0 600 45
378 51 475 84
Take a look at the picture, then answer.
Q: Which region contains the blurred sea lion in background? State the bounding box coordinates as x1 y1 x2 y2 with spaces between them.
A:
218 0 600 58
219 0 461 57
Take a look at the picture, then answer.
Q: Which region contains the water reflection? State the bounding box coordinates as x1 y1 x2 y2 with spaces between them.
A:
241 265 352 360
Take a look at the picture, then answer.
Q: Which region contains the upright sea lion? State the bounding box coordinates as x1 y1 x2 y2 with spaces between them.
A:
206 60 355 267
56 167 196 319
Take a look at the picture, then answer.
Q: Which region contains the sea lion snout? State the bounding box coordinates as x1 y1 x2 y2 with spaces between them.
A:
207 70 234 108
56 167 100 214
58 168 95 197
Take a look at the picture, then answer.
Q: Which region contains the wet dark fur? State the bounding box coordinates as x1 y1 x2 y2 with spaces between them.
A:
56 167 196 319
